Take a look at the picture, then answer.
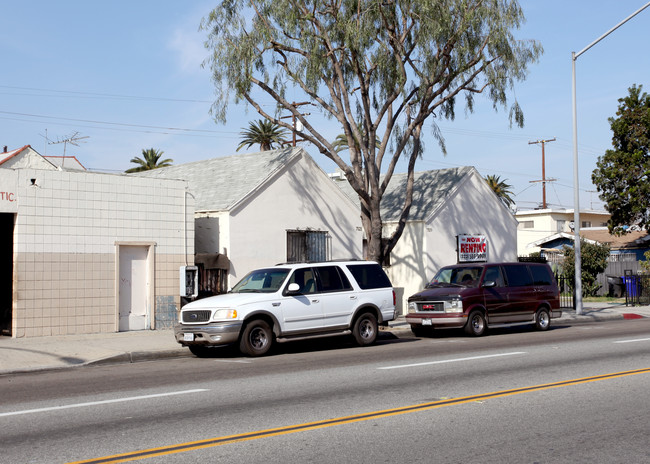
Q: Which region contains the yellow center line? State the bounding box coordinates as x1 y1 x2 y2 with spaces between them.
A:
68 367 650 464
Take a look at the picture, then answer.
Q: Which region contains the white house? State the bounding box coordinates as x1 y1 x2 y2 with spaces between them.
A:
140 147 365 286
516 208 610 256
336 166 519 312
0 146 193 338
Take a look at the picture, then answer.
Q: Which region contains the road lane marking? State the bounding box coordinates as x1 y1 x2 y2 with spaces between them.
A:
614 337 650 344
377 351 527 370
67 366 650 464
0 389 209 418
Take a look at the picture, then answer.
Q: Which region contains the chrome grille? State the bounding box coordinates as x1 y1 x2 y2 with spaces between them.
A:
182 310 211 323
417 302 444 312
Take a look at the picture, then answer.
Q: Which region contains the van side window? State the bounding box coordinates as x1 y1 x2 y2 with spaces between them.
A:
529 265 553 286
483 266 505 287
503 265 533 287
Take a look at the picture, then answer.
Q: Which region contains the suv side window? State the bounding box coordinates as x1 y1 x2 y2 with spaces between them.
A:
529 264 553 285
503 264 533 287
287 268 317 294
482 266 505 287
346 263 392 289
315 266 352 293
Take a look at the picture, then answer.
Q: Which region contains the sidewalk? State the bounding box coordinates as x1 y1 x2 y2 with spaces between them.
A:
1 303 649 375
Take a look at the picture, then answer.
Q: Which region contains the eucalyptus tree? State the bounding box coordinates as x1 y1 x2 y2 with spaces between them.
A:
125 148 173 173
202 0 542 263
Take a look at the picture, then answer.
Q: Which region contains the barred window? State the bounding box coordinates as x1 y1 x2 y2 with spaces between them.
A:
286 230 330 263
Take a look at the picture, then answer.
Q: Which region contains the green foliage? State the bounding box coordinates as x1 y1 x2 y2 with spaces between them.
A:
237 119 288 151
484 174 514 208
592 84 650 234
562 239 610 297
640 250 650 273
202 0 542 262
125 148 173 173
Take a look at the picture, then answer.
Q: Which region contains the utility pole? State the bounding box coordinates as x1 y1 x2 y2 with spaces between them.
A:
528 138 556 209
281 102 311 147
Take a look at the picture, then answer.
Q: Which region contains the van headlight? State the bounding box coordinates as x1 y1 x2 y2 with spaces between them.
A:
408 302 417 314
212 309 238 320
444 298 462 313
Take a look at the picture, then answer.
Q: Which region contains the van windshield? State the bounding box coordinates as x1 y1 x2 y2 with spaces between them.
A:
427 266 482 288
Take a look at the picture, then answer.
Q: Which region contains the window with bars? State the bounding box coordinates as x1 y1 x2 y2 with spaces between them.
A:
286 230 330 262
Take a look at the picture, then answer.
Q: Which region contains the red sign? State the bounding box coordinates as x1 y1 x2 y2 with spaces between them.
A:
1 192 15 202
458 235 487 262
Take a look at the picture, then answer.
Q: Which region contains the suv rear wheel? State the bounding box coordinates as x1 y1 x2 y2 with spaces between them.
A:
353 312 377 346
240 319 273 356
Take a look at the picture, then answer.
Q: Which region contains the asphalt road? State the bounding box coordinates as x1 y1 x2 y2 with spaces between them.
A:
2 319 650 463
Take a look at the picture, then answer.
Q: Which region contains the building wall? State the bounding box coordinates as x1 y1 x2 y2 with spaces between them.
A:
516 209 610 255
227 154 363 283
1 169 192 338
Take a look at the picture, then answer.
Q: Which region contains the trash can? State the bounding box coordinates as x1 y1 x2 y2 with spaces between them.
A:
607 276 624 298
621 275 638 298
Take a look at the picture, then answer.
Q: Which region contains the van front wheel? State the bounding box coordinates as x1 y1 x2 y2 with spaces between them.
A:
534 308 551 331
464 310 486 336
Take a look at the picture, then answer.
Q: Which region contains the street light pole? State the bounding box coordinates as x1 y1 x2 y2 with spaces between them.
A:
571 1 650 315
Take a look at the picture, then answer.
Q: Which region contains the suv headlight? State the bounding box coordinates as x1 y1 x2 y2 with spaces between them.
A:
212 309 238 320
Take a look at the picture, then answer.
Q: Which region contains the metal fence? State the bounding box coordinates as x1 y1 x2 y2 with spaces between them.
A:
555 274 575 309
621 272 650 306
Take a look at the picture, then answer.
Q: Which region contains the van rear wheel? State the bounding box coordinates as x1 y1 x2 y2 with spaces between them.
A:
464 310 486 336
534 308 551 331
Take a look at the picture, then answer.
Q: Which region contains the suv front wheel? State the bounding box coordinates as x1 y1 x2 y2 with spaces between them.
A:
353 312 378 346
240 319 273 356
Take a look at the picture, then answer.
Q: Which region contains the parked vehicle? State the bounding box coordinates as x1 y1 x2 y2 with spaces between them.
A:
176 260 396 356
406 262 561 336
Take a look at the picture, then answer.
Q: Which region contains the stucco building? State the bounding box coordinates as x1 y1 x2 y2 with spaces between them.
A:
1 146 194 337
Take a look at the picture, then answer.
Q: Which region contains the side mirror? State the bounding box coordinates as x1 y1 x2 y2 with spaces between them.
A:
287 283 301 294
482 280 496 288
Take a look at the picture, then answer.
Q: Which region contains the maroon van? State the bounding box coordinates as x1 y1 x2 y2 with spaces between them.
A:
406 262 562 336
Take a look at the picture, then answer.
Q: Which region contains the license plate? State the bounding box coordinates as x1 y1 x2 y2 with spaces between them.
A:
184 333 195 342
422 319 432 326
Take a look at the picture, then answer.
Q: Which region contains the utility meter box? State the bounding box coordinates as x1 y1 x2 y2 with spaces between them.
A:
180 266 198 298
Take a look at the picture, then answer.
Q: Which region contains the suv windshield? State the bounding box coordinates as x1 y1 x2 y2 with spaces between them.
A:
231 268 290 293
428 266 482 288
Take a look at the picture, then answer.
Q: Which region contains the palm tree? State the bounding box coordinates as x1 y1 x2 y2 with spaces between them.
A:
332 123 381 153
484 174 515 208
125 148 173 173
237 119 288 151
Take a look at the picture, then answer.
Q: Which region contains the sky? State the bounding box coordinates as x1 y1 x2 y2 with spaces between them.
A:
2 1 649 212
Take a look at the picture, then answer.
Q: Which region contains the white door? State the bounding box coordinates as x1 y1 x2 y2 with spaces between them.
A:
119 246 149 331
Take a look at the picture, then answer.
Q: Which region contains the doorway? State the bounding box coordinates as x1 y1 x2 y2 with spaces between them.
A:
0 213 14 335
117 244 153 331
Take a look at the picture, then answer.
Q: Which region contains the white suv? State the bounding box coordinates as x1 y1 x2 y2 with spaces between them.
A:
175 260 396 356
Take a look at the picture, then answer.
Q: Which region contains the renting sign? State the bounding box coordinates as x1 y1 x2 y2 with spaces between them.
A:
458 234 487 262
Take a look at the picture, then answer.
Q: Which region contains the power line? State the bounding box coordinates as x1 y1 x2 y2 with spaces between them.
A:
0 110 237 136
